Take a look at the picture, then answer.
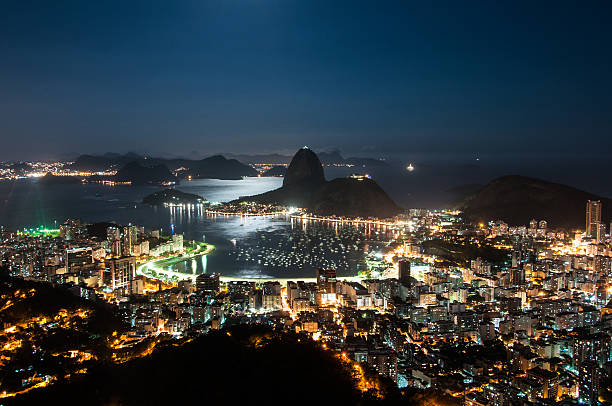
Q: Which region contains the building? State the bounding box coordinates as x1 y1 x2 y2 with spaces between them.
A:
316 268 337 294
122 225 137 256
527 367 559 399
105 257 136 293
510 267 525 286
195 273 220 295
249 288 263 310
586 200 602 238
338 282 371 308
368 349 398 383
597 223 606 243
573 332 612 368
65 247 93 274
107 227 122 257
149 234 184 257
262 281 281 310
398 259 411 287
579 360 601 405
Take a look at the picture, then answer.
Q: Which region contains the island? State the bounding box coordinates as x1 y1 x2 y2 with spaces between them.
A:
142 189 207 206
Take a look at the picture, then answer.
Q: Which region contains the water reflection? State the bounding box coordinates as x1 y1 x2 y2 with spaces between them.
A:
0 177 392 279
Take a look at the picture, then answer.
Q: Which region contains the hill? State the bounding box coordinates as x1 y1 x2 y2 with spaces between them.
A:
142 189 206 205
282 147 326 189
7 325 400 405
114 162 177 185
0 273 126 398
458 175 611 228
182 155 257 179
261 165 287 177
241 148 402 219
69 153 142 172
345 157 390 168
310 177 402 218
69 153 256 180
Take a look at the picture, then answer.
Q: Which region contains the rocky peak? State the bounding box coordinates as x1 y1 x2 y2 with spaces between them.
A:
282 147 326 188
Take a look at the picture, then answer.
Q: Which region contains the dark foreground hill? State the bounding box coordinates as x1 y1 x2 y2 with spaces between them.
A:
242 148 402 218
458 175 611 228
7 326 402 406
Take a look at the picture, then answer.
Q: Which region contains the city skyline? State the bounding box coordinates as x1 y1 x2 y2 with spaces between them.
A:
2 2 612 404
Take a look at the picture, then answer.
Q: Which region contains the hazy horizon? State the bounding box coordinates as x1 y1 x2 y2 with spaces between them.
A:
2 2 611 161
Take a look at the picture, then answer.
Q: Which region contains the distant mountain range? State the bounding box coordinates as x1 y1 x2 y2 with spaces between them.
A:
225 150 390 168
457 175 611 229
240 148 402 218
261 166 287 177
69 153 257 180
113 162 177 185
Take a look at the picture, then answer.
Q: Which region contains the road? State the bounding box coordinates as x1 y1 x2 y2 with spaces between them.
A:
136 242 215 283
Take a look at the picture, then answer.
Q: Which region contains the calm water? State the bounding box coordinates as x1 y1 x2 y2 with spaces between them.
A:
0 177 310 278
0 177 387 278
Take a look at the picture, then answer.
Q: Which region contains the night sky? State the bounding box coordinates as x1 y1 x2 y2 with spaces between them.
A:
1 1 611 160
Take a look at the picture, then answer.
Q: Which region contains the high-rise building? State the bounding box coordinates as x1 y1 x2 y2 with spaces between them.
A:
316 268 337 294
597 223 606 243
122 225 137 256
579 360 601 405
248 288 263 310
65 247 93 274
573 332 612 368
105 257 136 293
196 273 220 295
262 281 282 310
398 259 411 287
107 226 122 257
586 200 602 238
510 268 525 286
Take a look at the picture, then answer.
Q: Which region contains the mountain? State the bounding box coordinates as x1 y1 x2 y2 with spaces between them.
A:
261 165 287 177
223 153 293 165
458 175 611 228
225 150 346 165
282 147 326 189
345 157 390 168
317 150 345 165
69 155 117 172
241 148 402 218
183 155 257 180
310 177 402 218
225 150 389 167
114 162 177 185
69 153 256 180
70 153 143 172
